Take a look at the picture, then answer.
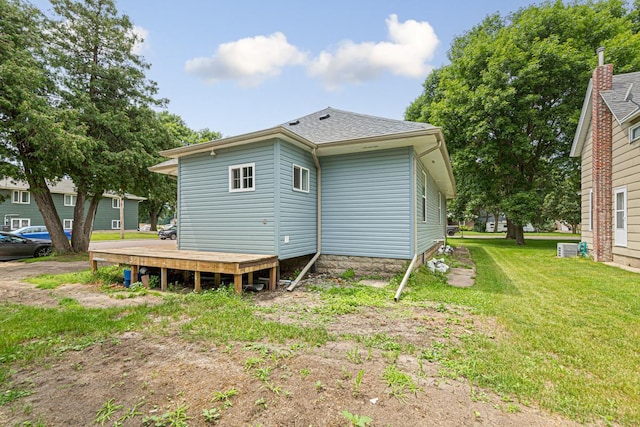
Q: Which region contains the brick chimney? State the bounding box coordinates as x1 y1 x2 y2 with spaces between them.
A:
591 47 613 262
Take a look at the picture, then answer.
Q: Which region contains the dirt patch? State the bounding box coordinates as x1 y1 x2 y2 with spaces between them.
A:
0 260 582 426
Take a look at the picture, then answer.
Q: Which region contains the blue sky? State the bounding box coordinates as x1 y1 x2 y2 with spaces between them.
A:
34 0 540 137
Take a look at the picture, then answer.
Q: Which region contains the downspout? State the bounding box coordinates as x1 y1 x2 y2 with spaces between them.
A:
394 138 443 302
287 147 321 291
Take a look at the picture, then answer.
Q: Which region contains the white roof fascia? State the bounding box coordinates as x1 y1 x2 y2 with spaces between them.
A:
570 79 593 158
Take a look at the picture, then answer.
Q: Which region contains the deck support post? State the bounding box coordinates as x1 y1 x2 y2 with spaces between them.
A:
194 271 201 293
269 266 277 290
214 273 221 286
161 268 167 291
234 274 243 294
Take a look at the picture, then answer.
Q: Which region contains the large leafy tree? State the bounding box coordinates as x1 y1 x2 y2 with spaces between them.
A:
0 0 84 251
407 0 640 244
44 0 166 252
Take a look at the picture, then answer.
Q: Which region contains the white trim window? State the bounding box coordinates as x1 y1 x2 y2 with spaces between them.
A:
63 219 73 229
11 218 30 229
64 194 76 206
229 163 255 192
629 123 640 143
293 164 309 192
12 190 30 204
422 171 427 223
438 192 443 224
111 220 121 229
112 197 121 209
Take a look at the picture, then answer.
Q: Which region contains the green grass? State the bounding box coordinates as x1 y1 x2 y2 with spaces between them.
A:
402 238 640 425
89 231 158 241
450 230 579 238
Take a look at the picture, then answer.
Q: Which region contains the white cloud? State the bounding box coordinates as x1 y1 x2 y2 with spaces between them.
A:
308 14 439 90
131 25 149 55
185 32 307 87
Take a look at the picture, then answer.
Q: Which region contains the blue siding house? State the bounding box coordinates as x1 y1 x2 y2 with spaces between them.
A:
0 177 143 231
153 108 455 276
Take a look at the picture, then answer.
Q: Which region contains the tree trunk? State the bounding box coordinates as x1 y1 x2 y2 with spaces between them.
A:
27 176 73 254
70 190 101 252
506 218 516 240
514 224 525 245
493 211 500 232
149 207 161 231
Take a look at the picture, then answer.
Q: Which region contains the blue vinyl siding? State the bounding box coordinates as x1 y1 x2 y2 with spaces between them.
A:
321 147 412 259
416 158 447 253
178 141 277 254
278 142 317 259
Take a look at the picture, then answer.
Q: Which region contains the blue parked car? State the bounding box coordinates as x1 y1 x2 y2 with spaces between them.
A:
13 225 72 240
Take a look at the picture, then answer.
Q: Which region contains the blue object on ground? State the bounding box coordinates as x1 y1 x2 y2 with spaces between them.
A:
123 269 131 288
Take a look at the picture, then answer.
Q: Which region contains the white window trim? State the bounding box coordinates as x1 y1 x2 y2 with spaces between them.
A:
229 162 256 192
629 123 640 143
438 192 442 224
63 219 73 229
422 171 427 223
292 164 310 193
12 190 30 204
11 218 30 229
112 197 121 209
111 219 121 229
64 194 76 206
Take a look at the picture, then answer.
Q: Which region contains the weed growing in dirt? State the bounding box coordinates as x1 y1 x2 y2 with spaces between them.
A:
382 365 420 402
339 268 356 281
142 403 191 427
352 369 365 397
94 398 123 425
346 345 363 364
27 270 93 289
0 389 32 406
299 368 310 379
211 388 238 408
341 410 372 427
201 406 221 423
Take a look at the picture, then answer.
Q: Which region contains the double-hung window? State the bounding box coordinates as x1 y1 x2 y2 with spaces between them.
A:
12 190 30 204
293 165 309 192
111 220 120 229
112 198 121 209
64 194 76 206
229 163 255 192
421 171 427 223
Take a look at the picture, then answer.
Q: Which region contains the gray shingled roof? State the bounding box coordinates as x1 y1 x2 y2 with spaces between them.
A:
600 71 640 123
281 107 434 144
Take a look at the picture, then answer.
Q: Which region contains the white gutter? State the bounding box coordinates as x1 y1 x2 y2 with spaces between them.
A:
287 148 322 292
394 254 419 302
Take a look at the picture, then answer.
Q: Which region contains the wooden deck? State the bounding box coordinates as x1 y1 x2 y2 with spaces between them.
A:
89 247 278 293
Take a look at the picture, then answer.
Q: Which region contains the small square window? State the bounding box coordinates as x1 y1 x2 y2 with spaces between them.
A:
63 219 73 229
293 165 309 192
64 194 76 206
112 198 121 209
229 163 255 192
630 124 640 143
111 220 121 229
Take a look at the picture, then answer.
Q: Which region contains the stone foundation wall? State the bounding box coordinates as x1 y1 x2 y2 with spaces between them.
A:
316 255 408 278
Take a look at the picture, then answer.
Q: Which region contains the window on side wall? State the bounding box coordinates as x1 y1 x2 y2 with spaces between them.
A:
64 194 76 206
229 163 255 192
630 123 640 143
293 164 309 192
11 218 30 229
63 219 73 229
112 198 121 209
12 190 30 204
438 192 442 224
422 171 427 223
111 220 120 229
589 189 593 231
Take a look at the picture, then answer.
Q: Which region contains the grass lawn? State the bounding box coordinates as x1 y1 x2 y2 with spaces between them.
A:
1 238 638 425
407 238 640 425
90 231 158 241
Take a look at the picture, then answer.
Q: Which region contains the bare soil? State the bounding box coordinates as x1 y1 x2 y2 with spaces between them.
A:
0 257 583 427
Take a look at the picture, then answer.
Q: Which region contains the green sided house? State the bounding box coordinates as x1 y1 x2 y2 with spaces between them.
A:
0 177 144 231
152 108 456 276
